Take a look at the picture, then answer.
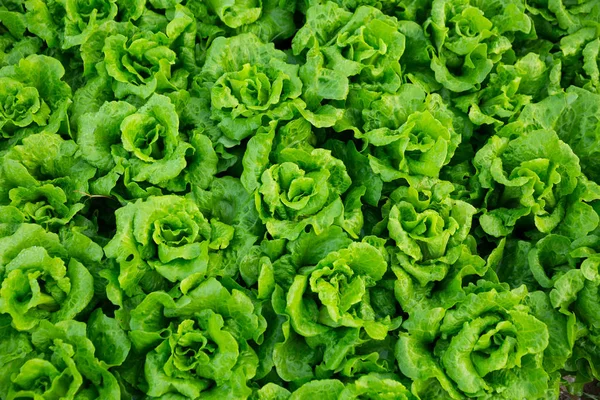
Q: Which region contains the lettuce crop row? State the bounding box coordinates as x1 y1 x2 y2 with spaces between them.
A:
0 0 600 398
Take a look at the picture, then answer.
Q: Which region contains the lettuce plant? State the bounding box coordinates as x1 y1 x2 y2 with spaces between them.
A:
454 53 562 126
104 195 234 294
77 94 205 199
0 55 71 146
62 0 118 49
127 277 266 398
254 147 352 240
0 7 42 68
0 133 95 227
377 181 477 285
198 34 306 142
286 240 397 340
1 319 124 399
517 86 600 184
293 3 406 95
0 221 97 331
474 129 584 238
426 0 533 92
396 280 550 399
103 31 184 99
359 90 462 184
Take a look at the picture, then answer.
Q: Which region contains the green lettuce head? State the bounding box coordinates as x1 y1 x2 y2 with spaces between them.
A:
204 0 262 29
558 27 600 93
526 234 600 381
286 240 399 340
474 129 583 238
0 55 71 145
234 0 297 43
396 281 550 399
254 146 352 240
199 33 305 143
292 3 406 108
3 319 123 399
239 225 354 299
77 93 214 199
528 234 600 308
516 87 600 186
104 195 234 295
377 181 478 286
62 0 118 49
526 0 600 35
454 52 562 126
280 374 412 400
358 91 462 184
103 30 184 99
0 222 96 331
362 103 460 182
0 6 42 68
426 0 532 92
242 230 401 383
242 119 365 239
0 132 96 228
127 277 266 398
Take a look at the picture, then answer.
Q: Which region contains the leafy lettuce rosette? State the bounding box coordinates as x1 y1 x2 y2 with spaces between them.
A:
102 29 186 99
489 223 600 388
241 119 317 194
241 231 401 383
454 52 562 126
189 0 296 45
242 119 365 239
198 33 307 143
0 6 42 68
127 277 266 398
0 132 96 228
75 0 197 79
527 234 600 317
0 55 71 146
346 84 462 184
425 0 533 92
526 0 600 36
250 141 352 240
1 319 123 399
375 181 478 286
514 87 600 186
23 0 121 52
78 93 215 199
395 280 551 399
292 2 406 112
104 195 235 295
285 239 399 340
525 233 600 385
239 225 354 303
263 373 412 400
473 129 586 238
256 234 400 383
234 0 297 43
204 0 262 29
557 27 600 93
0 220 97 331
62 0 118 49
